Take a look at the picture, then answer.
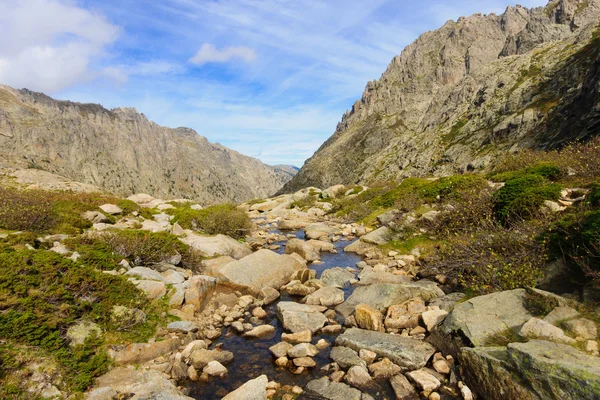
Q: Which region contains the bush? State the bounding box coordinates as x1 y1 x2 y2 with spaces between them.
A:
589 181 600 207
0 248 160 391
290 195 318 210
490 162 563 182
493 174 561 224
425 225 547 294
169 204 251 239
115 199 140 214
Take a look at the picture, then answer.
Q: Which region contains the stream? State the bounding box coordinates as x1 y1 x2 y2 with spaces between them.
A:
188 224 373 399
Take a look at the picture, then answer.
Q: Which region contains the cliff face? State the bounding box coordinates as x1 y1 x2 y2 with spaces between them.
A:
282 0 600 192
0 86 295 203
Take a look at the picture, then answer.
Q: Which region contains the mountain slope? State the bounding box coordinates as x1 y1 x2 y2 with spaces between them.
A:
282 0 600 192
0 86 295 203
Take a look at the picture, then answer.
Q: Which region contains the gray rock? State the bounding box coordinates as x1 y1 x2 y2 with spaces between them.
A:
357 266 412 285
270 342 293 358
305 223 338 240
360 226 392 245
389 374 419 400
543 306 580 325
304 286 345 307
185 275 216 313
335 328 436 371
428 292 466 313
94 367 193 399
321 267 356 288
285 238 321 262
243 325 276 338
189 349 234 369
99 204 123 215
288 343 319 358
167 321 199 333
304 377 362 400
277 301 328 333
216 250 304 295
222 374 268 400
330 346 365 369
181 233 252 259
336 281 444 319
109 338 180 365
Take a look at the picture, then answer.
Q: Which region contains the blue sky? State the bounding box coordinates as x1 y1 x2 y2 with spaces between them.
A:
0 0 548 166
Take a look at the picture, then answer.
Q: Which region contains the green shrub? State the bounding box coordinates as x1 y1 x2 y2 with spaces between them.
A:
169 204 251 239
426 225 546 294
0 248 161 391
589 181 600 207
116 199 140 214
490 162 563 182
493 174 561 224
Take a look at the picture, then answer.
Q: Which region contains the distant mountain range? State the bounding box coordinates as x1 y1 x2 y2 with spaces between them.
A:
0 85 296 203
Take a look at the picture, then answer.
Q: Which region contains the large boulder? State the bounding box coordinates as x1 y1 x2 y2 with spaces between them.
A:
460 340 600 400
305 223 338 240
438 289 536 347
357 266 412 285
336 281 444 319
277 301 328 333
94 367 193 399
222 375 268 400
181 232 252 259
285 238 321 262
335 328 436 371
360 226 392 245
304 286 345 307
321 267 356 288
215 250 304 295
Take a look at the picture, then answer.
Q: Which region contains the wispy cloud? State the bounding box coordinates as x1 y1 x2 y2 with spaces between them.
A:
189 43 256 65
1 0 555 166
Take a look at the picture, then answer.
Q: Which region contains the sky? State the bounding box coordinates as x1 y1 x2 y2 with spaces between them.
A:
0 0 548 167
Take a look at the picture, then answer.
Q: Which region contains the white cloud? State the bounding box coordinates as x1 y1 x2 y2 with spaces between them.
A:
0 0 120 93
189 43 257 66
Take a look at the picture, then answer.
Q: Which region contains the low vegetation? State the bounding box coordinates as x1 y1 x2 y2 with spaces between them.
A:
167 203 251 239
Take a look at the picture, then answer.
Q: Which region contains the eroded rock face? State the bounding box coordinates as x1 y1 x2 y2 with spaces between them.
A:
460 340 600 400
0 85 296 203
280 0 600 193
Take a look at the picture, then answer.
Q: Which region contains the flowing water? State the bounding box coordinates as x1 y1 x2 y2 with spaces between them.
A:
188 226 366 399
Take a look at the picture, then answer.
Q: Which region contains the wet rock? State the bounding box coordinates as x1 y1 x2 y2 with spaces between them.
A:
282 329 312 344
244 325 276 339
222 374 268 400
277 302 328 333
288 343 319 358
293 357 317 367
305 286 345 307
304 377 362 400
189 349 234 369
252 307 268 319
354 304 384 332
316 338 330 350
308 239 336 252
305 223 338 240
330 346 365 369
432 353 450 374
276 356 289 367
286 238 321 262
203 360 228 377
270 342 293 358
335 328 436 371
336 281 444 320
217 250 304 295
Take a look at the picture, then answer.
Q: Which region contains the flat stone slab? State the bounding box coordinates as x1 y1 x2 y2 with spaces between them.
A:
335 328 436 371
336 281 444 319
277 301 328 333
304 377 362 400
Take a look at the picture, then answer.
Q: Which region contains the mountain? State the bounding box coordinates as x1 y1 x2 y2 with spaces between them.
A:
0 85 295 204
281 0 600 193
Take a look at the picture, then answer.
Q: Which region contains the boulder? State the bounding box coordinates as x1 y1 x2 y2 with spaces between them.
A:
126 267 165 282
201 256 235 275
167 321 199 333
307 239 336 252
189 349 234 369
270 342 293 358
109 338 180 365
203 361 228 377
344 365 376 391
384 298 426 330
217 250 304 295
543 306 580 325
357 266 412 285
360 226 392 245
321 267 356 288
222 374 268 400
99 204 123 215
335 328 436 371
564 318 598 340
277 301 328 333
185 275 216 312
288 343 319 358
330 346 365 369
389 374 419 400
368 358 402 379
336 281 444 320
460 340 600 400
132 280 166 300
244 325 276 339
343 240 378 255
94 367 193 399
181 232 252 259
354 304 384 332
282 330 312 344
82 211 108 223
305 223 338 240
285 238 321 262
406 369 441 392
421 309 448 331
304 286 345 307
519 317 576 344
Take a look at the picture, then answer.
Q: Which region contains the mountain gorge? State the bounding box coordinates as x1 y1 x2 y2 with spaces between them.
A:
282 0 600 192
0 85 295 204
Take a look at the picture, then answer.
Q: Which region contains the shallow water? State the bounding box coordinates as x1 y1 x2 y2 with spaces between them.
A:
188 228 369 399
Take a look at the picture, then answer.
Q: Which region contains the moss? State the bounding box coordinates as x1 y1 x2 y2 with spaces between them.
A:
115 199 140 214
383 234 434 255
